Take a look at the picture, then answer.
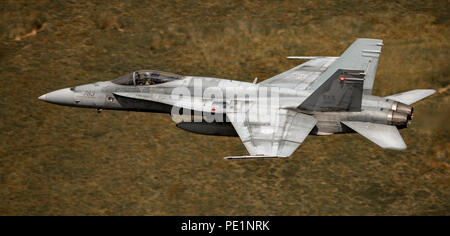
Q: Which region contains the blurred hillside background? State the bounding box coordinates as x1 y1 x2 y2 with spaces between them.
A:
0 0 448 215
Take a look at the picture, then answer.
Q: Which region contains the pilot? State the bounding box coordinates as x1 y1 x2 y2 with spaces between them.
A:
135 72 145 85
143 72 151 85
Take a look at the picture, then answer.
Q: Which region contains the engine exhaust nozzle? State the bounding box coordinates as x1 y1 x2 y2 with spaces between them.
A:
392 101 413 116
387 110 410 129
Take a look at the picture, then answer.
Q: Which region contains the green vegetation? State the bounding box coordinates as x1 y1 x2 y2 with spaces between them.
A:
0 0 448 215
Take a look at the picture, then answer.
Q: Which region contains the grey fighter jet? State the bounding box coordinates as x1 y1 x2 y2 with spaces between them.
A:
39 38 436 159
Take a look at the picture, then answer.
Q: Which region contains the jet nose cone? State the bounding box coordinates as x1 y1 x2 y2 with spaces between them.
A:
38 94 47 101
38 88 74 105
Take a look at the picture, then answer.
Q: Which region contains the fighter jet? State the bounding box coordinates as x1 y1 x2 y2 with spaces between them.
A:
39 38 435 159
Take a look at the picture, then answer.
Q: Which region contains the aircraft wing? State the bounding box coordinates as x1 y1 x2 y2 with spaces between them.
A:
258 57 338 90
341 121 407 150
226 104 317 159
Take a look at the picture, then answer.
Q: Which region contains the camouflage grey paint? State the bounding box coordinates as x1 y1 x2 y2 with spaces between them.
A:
38 38 436 159
298 69 365 112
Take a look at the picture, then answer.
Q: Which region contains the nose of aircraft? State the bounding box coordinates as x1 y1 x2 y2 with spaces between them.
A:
38 88 74 105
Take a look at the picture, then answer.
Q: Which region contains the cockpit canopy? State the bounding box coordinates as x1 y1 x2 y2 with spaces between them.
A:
112 70 184 86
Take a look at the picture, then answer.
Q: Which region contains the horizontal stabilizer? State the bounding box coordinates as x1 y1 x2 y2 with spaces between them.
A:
385 89 436 105
224 155 287 160
342 121 407 150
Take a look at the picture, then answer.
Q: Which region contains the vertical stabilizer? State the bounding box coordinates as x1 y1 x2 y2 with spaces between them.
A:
308 38 383 95
298 69 365 111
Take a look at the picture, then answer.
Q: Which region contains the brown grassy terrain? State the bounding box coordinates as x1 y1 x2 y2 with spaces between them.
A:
0 0 448 215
